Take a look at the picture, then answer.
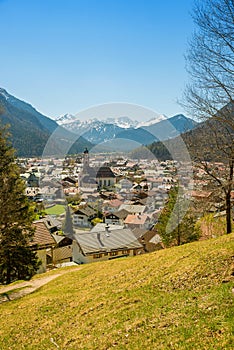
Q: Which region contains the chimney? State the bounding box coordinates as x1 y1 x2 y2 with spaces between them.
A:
105 224 110 237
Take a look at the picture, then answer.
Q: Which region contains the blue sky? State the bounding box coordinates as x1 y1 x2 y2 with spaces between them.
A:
0 0 195 120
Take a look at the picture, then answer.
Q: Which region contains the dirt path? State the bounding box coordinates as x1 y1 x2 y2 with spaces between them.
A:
0 267 80 304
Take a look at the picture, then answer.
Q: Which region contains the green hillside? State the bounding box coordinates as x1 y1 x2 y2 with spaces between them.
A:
0 234 234 349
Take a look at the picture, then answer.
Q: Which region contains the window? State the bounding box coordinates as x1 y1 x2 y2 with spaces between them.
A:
122 250 130 255
93 253 102 259
110 251 118 256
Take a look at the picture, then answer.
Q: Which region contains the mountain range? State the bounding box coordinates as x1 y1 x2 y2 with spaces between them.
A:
56 113 198 148
131 102 234 161
0 88 198 156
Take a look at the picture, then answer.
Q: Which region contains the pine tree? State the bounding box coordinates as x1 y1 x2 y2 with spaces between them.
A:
155 186 200 247
0 126 39 284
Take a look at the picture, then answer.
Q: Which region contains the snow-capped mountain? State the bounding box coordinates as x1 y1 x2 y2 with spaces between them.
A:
56 114 138 129
104 116 138 129
56 112 198 146
136 115 167 128
56 113 78 125
56 117 123 143
55 114 140 142
56 117 106 137
56 114 166 130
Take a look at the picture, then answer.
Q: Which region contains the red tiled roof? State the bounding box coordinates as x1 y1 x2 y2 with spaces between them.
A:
191 190 212 198
108 199 123 207
124 214 149 225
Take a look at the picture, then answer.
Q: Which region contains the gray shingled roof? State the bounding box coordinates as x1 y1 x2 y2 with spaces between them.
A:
73 228 142 254
51 234 67 244
74 206 96 217
118 204 146 214
42 216 61 230
112 209 129 219
96 166 116 178
91 223 124 232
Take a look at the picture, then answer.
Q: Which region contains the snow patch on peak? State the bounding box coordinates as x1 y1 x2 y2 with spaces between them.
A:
136 115 167 128
173 114 186 120
56 114 78 125
105 116 138 129
0 88 10 100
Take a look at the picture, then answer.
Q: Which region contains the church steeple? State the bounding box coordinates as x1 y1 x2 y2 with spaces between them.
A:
83 148 89 172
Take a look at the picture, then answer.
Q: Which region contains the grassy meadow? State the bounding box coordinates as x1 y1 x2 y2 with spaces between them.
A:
45 205 65 216
0 233 234 349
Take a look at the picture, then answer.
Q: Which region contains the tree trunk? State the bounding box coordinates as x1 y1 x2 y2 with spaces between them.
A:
177 224 181 246
226 192 232 234
6 250 11 285
226 160 233 234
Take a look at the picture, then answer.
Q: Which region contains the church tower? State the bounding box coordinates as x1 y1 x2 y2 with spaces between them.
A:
83 148 89 172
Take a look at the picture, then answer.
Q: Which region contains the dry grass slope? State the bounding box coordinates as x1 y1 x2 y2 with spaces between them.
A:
0 233 234 349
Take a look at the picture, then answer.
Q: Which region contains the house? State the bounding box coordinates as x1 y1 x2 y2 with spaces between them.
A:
131 183 143 192
39 186 59 201
96 166 116 189
102 199 123 213
131 197 156 212
25 187 40 201
86 193 100 204
118 204 146 215
90 222 124 232
72 227 143 264
79 174 97 188
99 191 117 200
104 212 122 225
31 221 56 273
51 246 73 265
149 177 164 189
41 215 62 233
73 206 96 227
104 209 129 226
32 218 75 271
124 214 151 230
148 234 164 250
61 176 77 186
118 178 133 190
118 188 135 201
132 228 164 253
148 189 167 209
50 234 73 265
